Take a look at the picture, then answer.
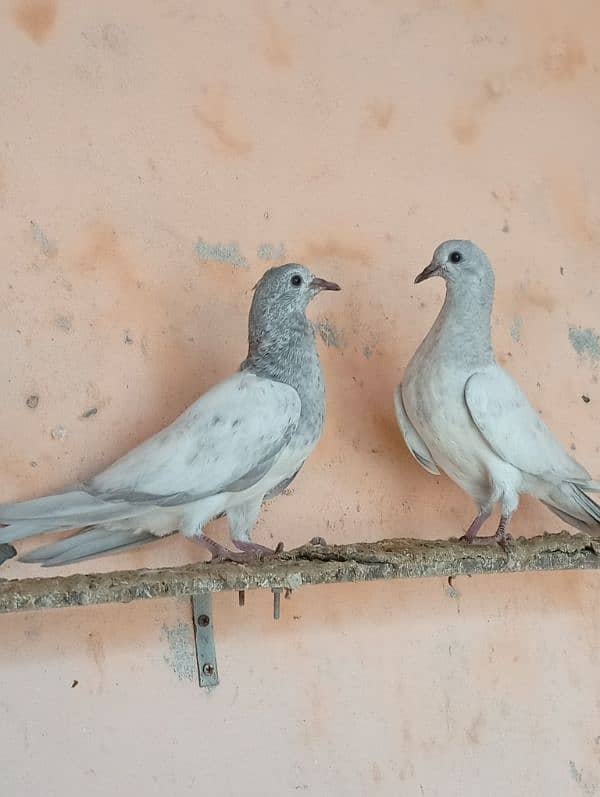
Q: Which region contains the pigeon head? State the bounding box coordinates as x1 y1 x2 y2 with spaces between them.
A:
250 263 340 322
415 240 494 292
245 263 340 378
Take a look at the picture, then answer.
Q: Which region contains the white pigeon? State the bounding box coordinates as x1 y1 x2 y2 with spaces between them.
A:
0 263 340 566
395 239 600 544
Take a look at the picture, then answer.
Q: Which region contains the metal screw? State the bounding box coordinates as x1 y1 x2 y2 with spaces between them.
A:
197 614 210 627
272 588 282 621
202 663 215 676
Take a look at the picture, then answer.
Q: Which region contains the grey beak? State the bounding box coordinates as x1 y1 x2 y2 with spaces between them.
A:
414 262 440 284
310 277 341 292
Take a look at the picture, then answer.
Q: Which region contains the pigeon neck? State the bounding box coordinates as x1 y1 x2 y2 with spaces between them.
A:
242 312 321 392
435 280 494 365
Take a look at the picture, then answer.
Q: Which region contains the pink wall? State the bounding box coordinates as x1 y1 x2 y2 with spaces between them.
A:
1 1 600 794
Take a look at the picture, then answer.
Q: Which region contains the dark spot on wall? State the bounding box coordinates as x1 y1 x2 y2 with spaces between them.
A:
13 0 57 44
26 394 39 409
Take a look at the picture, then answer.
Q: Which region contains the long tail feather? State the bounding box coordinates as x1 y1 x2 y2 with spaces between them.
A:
0 491 146 544
20 526 164 567
542 482 600 532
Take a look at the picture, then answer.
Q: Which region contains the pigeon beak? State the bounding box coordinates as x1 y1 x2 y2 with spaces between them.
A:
310 277 341 292
414 262 441 284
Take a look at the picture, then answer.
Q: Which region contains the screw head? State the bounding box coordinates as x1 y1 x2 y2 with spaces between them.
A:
202 663 215 676
197 614 210 627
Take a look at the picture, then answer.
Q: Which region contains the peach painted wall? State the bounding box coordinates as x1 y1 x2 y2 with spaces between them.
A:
1 1 600 794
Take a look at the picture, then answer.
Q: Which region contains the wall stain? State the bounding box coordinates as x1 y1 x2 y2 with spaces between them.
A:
465 711 485 745
193 86 253 156
316 318 344 349
450 78 505 146
261 4 292 68
257 242 286 261
194 237 247 268
54 314 72 332
13 0 57 44
542 37 586 83
451 33 588 145
30 220 57 258
569 326 600 365
306 237 371 264
518 283 557 313
161 623 196 682
368 101 395 130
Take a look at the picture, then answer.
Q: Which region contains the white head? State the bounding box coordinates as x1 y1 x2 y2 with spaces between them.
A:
414 240 494 295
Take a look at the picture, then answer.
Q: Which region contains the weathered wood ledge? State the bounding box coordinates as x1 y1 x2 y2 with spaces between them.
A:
1 531 599 614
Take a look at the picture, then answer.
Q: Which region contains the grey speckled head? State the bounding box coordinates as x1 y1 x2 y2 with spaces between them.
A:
248 263 340 346
415 240 495 296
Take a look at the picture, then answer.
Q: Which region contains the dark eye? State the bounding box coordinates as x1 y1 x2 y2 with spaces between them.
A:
290 274 303 287
449 251 462 264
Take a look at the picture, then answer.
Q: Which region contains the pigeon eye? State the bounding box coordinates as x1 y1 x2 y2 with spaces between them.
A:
449 251 462 264
290 274 303 287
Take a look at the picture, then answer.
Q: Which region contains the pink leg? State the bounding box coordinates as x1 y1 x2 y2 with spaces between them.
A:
464 514 513 549
233 540 284 557
461 510 491 542
195 533 278 563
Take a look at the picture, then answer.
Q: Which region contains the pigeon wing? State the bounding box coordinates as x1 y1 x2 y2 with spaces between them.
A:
464 365 590 484
87 370 302 505
394 384 440 475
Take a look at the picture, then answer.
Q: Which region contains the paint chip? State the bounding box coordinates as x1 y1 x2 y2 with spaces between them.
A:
161 623 196 682
257 242 286 261
569 326 600 364
51 425 66 440
194 238 247 268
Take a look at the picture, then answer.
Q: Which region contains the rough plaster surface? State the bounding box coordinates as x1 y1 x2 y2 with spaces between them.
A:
1 0 600 794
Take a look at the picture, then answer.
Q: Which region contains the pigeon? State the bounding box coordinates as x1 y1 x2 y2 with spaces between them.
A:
395 239 600 545
0 263 340 566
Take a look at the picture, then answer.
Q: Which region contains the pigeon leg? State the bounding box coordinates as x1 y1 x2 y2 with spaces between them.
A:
233 540 284 557
464 513 513 548
461 509 491 542
227 499 284 560
195 532 270 563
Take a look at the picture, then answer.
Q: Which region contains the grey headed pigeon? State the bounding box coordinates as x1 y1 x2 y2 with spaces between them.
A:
0 263 340 566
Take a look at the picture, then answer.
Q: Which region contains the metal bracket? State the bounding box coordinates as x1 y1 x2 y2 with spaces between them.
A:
191 593 219 689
